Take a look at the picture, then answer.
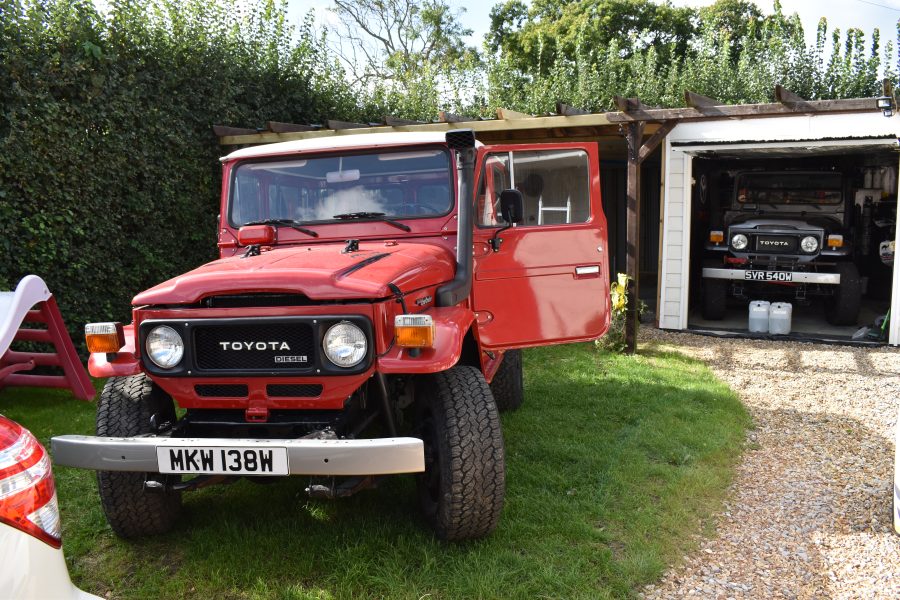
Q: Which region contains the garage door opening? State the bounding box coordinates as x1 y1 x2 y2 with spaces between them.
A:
684 141 897 343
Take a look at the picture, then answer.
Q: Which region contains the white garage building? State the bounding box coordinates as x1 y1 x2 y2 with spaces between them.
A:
658 111 900 345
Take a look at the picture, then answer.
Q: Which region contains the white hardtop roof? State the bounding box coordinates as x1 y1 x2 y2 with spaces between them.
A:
222 131 477 162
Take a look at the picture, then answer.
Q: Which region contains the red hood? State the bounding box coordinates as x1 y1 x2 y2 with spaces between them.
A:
132 241 456 305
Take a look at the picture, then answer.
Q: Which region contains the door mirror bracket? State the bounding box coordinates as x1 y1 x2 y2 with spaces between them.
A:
488 189 525 252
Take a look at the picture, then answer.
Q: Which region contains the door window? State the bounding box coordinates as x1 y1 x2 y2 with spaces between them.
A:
476 149 592 227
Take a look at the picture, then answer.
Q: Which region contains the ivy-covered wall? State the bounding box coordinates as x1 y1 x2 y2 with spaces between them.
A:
0 0 359 347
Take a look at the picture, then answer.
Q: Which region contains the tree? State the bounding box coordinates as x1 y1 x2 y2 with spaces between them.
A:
329 0 478 85
486 0 697 75
697 0 763 58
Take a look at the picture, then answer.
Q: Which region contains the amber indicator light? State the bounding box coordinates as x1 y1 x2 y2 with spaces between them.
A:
85 322 125 353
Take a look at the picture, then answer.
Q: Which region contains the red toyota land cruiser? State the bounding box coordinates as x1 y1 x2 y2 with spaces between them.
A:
52 129 610 541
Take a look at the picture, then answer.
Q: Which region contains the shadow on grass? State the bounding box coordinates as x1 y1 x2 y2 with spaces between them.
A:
0 343 750 600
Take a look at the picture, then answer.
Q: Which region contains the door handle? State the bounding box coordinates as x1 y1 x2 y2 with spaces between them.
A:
575 265 600 276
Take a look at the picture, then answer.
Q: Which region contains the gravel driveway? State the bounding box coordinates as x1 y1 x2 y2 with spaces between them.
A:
640 328 900 599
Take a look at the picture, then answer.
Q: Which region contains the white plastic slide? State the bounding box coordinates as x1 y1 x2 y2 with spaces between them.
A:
0 275 51 358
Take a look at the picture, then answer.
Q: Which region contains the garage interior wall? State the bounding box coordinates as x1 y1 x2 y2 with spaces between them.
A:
658 112 900 345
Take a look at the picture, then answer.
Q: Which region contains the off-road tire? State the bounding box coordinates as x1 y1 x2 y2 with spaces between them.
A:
415 366 506 541
490 350 524 412
701 274 727 320
824 262 862 326
96 375 182 538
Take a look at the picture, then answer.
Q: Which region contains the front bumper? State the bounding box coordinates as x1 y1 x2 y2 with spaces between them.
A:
702 268 840 285
50 435 424 476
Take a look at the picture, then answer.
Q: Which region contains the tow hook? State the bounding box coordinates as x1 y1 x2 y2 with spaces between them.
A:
144 474 235 494
306 476 378 499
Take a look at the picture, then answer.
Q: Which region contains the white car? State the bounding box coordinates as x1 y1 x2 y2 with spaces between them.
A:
0 414 101 599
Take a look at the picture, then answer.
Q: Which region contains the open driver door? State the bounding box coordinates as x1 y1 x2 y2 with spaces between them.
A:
471 143 610 350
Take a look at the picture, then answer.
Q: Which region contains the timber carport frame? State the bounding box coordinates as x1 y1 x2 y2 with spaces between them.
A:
216 86 892 353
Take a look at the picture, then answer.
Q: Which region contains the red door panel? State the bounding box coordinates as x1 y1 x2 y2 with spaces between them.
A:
471 143 610 349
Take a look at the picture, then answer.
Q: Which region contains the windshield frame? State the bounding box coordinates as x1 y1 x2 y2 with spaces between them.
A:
225 144 456 231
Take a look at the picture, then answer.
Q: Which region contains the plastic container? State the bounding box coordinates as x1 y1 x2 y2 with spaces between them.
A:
748 300 770 333
769 302 793 335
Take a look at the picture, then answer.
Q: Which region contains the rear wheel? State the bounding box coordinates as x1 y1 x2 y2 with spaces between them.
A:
490 350 524 412
824 262 862 325
96 374 182 538
415 366 506 541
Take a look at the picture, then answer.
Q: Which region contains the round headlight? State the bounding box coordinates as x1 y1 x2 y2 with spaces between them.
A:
323 322 367 368
801 236 819 253
146 325 184 369
731 234 749 251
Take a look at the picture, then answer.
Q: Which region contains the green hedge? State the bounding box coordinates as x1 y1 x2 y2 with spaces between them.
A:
0 0 360 352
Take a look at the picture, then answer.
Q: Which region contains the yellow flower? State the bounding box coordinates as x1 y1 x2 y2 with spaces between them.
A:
610 272 630 315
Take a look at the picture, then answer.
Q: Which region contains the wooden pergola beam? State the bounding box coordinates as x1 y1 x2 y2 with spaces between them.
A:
637 121 677 164
556 102 590 116
496 108 531 120
327 119 372 130
614 96 648 113
267 121 319 133
774 85 807 105
439 111 479 123
684 90 720 108
622 120 646 354
384 116 426 126
212 125 260 137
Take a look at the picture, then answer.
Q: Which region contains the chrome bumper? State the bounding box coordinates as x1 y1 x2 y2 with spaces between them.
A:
50 435 425 476
702 268 841 285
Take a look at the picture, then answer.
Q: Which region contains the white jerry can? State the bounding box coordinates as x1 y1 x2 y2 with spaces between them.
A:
768 302 793 335
748 300 770 333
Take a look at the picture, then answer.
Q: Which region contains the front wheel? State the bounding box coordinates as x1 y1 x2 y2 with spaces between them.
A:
96 375 182 538
701 278 727 320
415 366 506 541
824 262 862 325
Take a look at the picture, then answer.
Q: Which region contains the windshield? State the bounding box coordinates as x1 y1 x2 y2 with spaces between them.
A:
735 172 842 206
229 147 453 226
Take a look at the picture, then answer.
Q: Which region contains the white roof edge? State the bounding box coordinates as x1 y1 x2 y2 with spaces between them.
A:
668 112 899 145
222 131 480 162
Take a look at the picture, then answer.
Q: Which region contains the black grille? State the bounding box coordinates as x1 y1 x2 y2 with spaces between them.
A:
194 323 315 371
267 384 323 397
195 384 248 397
754 235 798 253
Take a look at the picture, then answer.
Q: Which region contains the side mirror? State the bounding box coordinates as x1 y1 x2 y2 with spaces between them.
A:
499 189 524 224
237 225 276 246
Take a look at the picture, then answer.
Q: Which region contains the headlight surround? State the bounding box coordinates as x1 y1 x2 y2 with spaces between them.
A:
731 233 749 251
322 321 367 368
146 325 184 369
800 235 819 253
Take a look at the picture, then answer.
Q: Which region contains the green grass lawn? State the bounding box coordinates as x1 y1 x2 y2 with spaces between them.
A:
0 342 749 600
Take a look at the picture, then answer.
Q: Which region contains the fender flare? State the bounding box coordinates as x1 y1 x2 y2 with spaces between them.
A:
377 306 475 374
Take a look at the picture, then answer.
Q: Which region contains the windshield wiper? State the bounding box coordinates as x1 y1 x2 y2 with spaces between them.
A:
243 219 319 238
332 212 411 232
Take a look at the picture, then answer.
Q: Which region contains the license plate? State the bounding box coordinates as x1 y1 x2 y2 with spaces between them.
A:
744 270 793 282
156 446 289 475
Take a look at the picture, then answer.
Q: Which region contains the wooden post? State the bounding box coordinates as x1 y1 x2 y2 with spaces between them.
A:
624 121 645 354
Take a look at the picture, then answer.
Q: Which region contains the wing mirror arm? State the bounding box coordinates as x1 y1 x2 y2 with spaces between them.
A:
490 189 524 252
